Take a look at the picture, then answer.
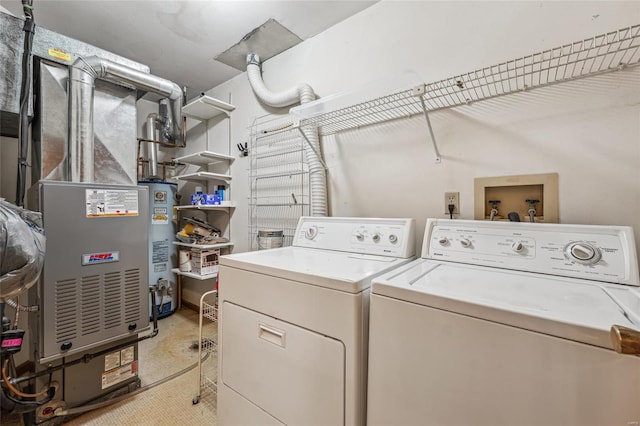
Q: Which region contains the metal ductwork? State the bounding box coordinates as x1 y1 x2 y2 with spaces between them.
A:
69 56 184 182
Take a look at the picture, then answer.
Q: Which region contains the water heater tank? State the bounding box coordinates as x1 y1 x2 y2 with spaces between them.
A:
139 181 178 318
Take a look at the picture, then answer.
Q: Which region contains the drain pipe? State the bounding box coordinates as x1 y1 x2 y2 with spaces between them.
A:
246 53 327 216
69 56 184 182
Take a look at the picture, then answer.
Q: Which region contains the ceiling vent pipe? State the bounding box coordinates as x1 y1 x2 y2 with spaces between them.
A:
246 53 327 217
69 56 184 182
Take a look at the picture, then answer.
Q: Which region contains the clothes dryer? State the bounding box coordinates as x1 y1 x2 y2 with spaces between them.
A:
217 217 416 426
367 218 640 426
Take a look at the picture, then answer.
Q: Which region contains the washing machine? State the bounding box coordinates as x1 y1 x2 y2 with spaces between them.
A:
367 218 640 426
217 217 416 426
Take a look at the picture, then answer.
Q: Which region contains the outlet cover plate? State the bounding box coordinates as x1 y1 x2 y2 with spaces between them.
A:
444 192 460 215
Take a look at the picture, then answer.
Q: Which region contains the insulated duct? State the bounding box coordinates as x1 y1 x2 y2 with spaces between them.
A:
246 53 327 216
69 56 184 182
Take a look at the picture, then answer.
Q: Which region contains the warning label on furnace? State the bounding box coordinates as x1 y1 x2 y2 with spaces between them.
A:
104 351 120 371
102 360 138 390
86 189 139 218
120 346 135 365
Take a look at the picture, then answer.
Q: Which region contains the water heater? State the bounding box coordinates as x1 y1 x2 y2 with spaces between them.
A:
139 181 178 318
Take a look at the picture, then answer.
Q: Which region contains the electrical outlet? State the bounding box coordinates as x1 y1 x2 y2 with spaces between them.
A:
444 192 460 215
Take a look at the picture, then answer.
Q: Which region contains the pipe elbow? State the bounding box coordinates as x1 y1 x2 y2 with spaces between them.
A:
246 55 301 107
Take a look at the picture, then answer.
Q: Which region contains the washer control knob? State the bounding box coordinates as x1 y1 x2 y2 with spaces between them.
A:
389 234 398 244
355 231 365 241
438 237 449 246
372 233 381 243
511 241 525 253
565 242 601 265
305 226 318 240
460 238 472 248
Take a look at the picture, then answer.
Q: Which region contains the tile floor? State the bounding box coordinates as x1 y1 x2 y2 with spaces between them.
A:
2 307 218 425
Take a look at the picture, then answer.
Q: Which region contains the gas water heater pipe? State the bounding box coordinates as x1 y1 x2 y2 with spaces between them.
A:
246 53 328 217
146 113 159 180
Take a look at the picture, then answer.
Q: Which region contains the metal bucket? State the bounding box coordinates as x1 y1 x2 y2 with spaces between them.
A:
257 229 284 250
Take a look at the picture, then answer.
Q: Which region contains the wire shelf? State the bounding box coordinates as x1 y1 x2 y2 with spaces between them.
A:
202 300 218 324
298 24 640 136
193 290 218 406
249 115 310 250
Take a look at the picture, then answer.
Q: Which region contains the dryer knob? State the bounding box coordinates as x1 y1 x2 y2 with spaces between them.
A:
511 242 524 253
305 226 318 240
460 238 472 248
372 233 381 243
355 231 365 241
566 242 601 265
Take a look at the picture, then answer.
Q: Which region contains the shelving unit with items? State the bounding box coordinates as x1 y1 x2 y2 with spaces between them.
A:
171 96 236 308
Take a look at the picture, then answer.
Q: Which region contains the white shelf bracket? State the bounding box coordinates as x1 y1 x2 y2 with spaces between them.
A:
294 122 329 171
413 84 441 164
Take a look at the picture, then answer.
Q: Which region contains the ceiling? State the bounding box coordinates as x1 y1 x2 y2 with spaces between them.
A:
1 1 377 99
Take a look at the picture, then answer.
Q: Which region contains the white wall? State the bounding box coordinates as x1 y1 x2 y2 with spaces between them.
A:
184 0 640 260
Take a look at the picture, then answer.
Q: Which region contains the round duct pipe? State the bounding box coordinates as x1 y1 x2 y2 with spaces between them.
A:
69 56 184 182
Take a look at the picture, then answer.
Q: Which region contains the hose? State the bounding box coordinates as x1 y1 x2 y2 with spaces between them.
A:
246 53 328 217
2 359 53 399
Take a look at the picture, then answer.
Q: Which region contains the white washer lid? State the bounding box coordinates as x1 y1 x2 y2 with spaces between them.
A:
220 246 414 293
372 259 640 350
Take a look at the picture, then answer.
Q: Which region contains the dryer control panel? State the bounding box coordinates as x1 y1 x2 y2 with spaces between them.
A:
294 217 415 258
424 219 639 286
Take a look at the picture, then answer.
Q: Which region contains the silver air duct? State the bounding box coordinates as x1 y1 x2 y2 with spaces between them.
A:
69 56 184 182
246 53 328 216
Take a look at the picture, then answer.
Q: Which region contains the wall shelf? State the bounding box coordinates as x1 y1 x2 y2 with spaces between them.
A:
182 95 235 120
176 203 235 211
174 95 234 311
173 241 234 250
171 268 218 281
175 150 235 166
173 171 231 184
291 24 640 161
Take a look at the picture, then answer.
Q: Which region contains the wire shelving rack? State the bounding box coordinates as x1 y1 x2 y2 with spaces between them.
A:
248 115 310 250
293 24 640 161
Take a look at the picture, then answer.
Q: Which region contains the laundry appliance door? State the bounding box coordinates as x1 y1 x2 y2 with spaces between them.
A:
221 302 345 426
